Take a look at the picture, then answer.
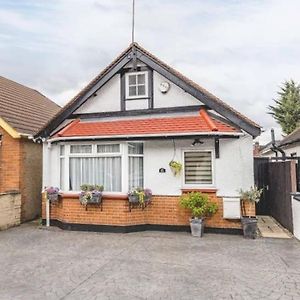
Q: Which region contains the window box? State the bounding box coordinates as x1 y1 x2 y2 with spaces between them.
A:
79 192 103 205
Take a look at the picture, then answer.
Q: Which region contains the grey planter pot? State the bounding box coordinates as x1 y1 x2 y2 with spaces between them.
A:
241 216 258 239
190 218 204 237
128 195 140 203
80 194 102 205
48 193 59 203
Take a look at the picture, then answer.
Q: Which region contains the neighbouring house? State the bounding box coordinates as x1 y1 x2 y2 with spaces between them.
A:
36 43 261 233
260 128 300 157
0 76 60 230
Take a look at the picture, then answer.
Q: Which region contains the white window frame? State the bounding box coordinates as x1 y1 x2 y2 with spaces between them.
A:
182 149 215 188
125 71 149 99
59 141 144 194
128 142 144 190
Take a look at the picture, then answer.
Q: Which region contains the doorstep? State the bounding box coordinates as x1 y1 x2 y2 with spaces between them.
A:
257 216 292 239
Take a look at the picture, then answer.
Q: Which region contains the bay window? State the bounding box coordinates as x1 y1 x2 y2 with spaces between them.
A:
59 142 144 192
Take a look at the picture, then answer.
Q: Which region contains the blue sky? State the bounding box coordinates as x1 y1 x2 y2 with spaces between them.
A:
1 0 300 143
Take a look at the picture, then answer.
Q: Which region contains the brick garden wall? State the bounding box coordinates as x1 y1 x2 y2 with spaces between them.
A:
42 191 255 230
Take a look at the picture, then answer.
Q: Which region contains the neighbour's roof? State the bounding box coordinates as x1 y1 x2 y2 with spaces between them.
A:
54 112 240 139
36 43 261 138
0 76 61 135
279 127 300 147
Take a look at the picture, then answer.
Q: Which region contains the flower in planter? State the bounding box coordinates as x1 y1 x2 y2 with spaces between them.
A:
80 184 104 206
44 186 60 202
128 187 152 205
169 160 182 176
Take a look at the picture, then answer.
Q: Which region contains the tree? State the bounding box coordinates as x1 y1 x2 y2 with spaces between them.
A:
268 80 300 135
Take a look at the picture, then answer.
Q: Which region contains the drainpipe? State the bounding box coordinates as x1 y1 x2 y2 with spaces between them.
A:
271 128 286 159
45 192 50 227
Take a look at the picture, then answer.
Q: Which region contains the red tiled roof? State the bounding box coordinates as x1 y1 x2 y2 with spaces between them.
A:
55 114 240 138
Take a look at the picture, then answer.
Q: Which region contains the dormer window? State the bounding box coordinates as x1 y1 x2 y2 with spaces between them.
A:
125 71 148 99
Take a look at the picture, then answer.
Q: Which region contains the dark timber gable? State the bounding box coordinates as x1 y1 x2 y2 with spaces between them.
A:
36 43 261 139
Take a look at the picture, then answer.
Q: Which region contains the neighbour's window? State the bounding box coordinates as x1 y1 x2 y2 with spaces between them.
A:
184 151 213 185
128 143 144 189
125 71 148 99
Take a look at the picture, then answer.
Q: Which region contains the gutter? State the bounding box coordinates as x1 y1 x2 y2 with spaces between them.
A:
46 131 244 143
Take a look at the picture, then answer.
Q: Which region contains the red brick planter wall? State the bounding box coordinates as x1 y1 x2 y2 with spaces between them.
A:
42 191 255 230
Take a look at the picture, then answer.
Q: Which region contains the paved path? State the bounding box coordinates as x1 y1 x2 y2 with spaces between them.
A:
0 223 300 300
258 216 292 239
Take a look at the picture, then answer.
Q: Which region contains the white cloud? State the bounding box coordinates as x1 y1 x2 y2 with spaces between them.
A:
1 0 300 145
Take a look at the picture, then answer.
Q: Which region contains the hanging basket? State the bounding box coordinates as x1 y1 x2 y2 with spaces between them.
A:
169 160 182 176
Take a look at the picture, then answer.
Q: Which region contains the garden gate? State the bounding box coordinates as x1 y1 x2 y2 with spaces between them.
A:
254 157 299 232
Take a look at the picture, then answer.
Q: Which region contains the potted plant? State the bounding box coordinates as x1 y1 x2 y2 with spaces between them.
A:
239 186 263 239
128 188 152 206
80 184 104 207
180 192 218 237
169 160 182 176
45 186 60 203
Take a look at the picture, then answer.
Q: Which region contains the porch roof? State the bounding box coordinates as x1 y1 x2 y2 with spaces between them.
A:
54 110 240 139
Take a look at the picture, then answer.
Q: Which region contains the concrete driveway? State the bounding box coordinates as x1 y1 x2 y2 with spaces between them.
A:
0 223 300 300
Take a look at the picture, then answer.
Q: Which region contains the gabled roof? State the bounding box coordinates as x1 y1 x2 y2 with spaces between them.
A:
53 109 240 139
0 76 61 135
36 43 261 138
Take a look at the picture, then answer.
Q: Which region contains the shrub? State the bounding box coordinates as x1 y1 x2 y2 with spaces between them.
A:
180 192 218 219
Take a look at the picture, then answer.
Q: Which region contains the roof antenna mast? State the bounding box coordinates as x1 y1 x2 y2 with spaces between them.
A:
131 0 137 70
132 0 135 44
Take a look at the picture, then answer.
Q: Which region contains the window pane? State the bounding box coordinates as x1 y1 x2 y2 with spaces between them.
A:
60 158 65 189
97 144 120 153
69 157 121 192
137 85 146 96
129 86 137 96
70 145 92 154
128 74 136 85
60 145 65 156
137 73 145 84
184 152 212 184
128 143 143 154
129 156 143 189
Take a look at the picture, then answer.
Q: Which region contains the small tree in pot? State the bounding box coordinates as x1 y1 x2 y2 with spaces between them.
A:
239 186 262 239
180 192 218 237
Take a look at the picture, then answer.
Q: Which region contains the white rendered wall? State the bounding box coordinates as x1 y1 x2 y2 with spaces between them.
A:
153 71 202 108
75 74 120 114
144 135 254 196
44 134 254 197
292 195 300 240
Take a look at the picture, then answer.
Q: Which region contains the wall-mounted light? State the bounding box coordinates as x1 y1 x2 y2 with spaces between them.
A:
191 138 203 146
